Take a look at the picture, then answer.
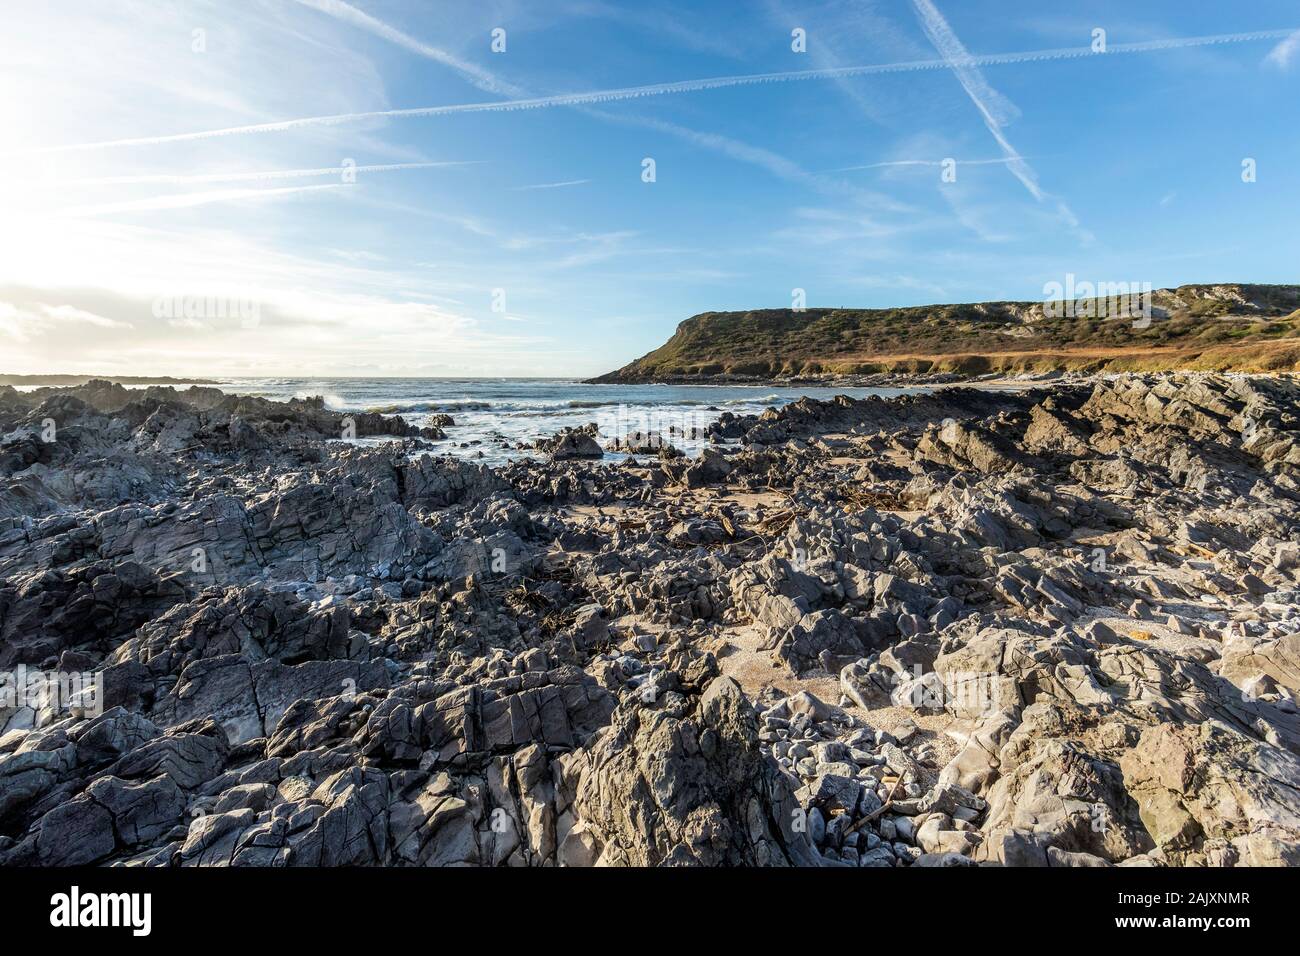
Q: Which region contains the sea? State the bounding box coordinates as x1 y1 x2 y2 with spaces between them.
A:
29 377 922 465
218 378 927 463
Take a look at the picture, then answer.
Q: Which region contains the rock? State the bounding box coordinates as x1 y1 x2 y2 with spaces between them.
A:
785 690 833 723
33 797 118 866
1218 632 1300 696
979 738 1154 864
84 774 186 846
913 850 977 867
917 783 986 818
807 773 862 815
1 372 1296 868
538 427 604 460
1119 721 1300 866
1047 846 1112 867
893 717 919 744
557 676 820 866
607 431 677 455
807 806 826 844
106 721 229 789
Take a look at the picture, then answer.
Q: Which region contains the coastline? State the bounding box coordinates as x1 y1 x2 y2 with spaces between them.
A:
582 370 1064 389
584 365 1300 389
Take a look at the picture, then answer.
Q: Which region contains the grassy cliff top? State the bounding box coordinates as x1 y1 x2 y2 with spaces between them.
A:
591 283 1300 381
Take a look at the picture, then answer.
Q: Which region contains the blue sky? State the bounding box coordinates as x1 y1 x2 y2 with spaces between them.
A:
1 0 1298 377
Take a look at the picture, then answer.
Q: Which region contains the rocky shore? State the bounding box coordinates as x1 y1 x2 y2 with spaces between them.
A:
1 373 1297 867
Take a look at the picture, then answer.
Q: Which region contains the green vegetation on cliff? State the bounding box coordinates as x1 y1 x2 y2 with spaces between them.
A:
591 283 1300 381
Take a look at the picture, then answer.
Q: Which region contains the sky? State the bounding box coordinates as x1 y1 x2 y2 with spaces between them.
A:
1 0 1298 378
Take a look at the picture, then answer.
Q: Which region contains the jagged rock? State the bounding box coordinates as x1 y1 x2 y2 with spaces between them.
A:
607 431 676 455
107 718 229 789
1217 632 1300 696
1119 721 1300 866
977 738 1154 864
1022 403 1090 457
355 665 614 765
155 656 390 746
556 676 820 866
917 418 1027 474
538 427 604 460
683 448 733 487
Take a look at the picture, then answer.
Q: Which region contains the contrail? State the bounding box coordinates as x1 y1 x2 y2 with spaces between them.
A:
832 157 1020 171
297 4 805 198
911 0 1045 202
49 161 479 187
14 28 1294 155
912 1 1021 126
511 179 591 190
290 0 528 97
910 0 1088 242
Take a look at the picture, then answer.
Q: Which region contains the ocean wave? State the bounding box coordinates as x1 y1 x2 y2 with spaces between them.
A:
363 400 494 413
297 391 349 410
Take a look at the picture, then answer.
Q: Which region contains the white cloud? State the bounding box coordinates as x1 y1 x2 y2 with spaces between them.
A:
1264 31 1300 70
843 273 950 298
0 303 34 341
39 304 133 328
55 184 352 218
770 207 917 246
0 301 132 342
52 162 478 188
0 208 557 375
0 0 390 157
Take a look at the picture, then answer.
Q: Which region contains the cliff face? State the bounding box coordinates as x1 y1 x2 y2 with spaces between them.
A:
590 284 1300 382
